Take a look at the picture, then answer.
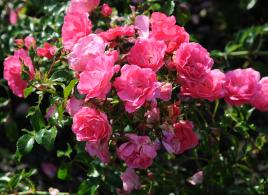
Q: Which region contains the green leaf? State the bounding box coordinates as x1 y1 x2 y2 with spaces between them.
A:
78 180 99 195
162 0 175 15
23 86 35 98
57 143 72 158
30 108 45 131
35 127 57 151
50 69 74 82
57 163 71 180
64 79 78 100
16 134 35 156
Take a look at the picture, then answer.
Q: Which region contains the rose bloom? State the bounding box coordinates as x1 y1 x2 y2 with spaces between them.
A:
250 77 268 111
162 121 198 154
85 140 110 164
114 65 157 113
174 42 214 81
9 9 17 25
101 3 113 17
66 96 84 116
68 34 105 72
3 49 35 98
24 36 36 50
68 0 100 14
117 168 141 194
72 107 112 142
14 39 24 48
180 69 225 101
155 82 172 101
37 42 57 59
77 53 117 100
224 68 261 106
150 12 189 52
98 25 135 42
62 12 92 50
127 38 166 72
117 134 157 169
135 15 150 38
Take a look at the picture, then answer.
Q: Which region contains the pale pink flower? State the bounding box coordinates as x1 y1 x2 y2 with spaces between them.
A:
250 77 268 111
118 168 141 194
3 49 35 98
85 140 110 163
68 34 105 72
127 38 166 72
135 15 150 38
187 171 204 185
114 65 157 113
117 134 157 169
174 42 214 81
66 96 84 116
37 42 57 59
101 3 113 17
180 69 225 101
68 0 100 14
24 36 36 50
9 9 17 25
224 68 260 106
62 12 92 50
150 12 189 52
72 107 112 142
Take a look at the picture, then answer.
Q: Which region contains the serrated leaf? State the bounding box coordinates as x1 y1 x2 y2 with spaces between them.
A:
16 134 35 156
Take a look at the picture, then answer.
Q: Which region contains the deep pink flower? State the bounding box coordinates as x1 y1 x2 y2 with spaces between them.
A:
150 12 189 52
224 68 260 106
117 134 157 169
37 42 57 59
114 65 157 113
72 107 112 142
118 168 141 194
180 69 225 101
250 77 268 111
77 54 117 100
3 49 35 98
162 121 198 154
68 0 100 14
155 82 172 101
9 9 17 25
85 140 110 163
66 96 84 116
68 34 105 72
101 3 113 17
62 12 92 50
174 42 214 81
127 38 166 72
24 36 36 50
98 26 135 42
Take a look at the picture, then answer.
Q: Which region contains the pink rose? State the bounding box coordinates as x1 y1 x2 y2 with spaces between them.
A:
62 12 92 50
224 68 260 106
250 77 268 111
98 26 135 42
3 49 35 97
150 12 189 52
162 121 198 154
9 9 17 25
68 0 100 14
66 96 84 116
72 107 112 142
68 34 105 72
114 65 157 113
85 141 110 164
37 42 57 59
101 3 113 17
117 134 157 169
14 39 24 48
180 69 225 101
118 168 141 194
24 36 36 50
127 38 166 72
174 42 214 81
135 15 150 38
77 54 117 100
155 82 172 101
145 107 160 123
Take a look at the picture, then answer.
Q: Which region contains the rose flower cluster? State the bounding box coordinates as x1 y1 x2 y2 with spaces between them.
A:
3 0 268 193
